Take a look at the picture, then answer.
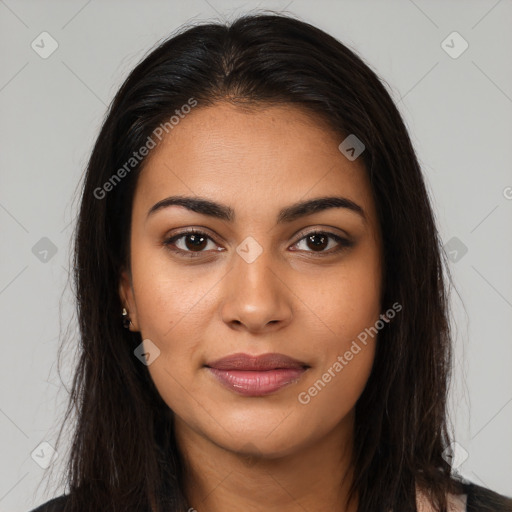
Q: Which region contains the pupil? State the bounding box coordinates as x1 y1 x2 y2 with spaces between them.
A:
308 234 327 251
186 234 207 251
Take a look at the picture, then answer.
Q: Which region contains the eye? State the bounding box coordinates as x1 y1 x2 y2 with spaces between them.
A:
163 228 353 259
163 229 221 258
291 230 353 255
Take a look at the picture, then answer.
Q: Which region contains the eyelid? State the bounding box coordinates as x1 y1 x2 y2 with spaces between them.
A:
289 229 353 256
292 226 351 244
165 227 218 242
163 228 222 258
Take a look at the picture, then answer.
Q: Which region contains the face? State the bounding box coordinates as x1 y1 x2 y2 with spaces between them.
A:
120 102 383 459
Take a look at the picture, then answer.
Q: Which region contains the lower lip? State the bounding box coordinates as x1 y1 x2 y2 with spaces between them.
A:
206 367 307 396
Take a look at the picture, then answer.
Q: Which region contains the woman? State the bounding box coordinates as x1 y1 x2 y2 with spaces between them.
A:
30 11 512 512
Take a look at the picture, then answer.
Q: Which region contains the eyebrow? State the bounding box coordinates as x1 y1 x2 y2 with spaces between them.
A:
146 195 366 224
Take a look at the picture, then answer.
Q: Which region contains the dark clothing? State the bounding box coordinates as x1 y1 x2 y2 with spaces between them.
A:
30 494 67 512
29 481 512 512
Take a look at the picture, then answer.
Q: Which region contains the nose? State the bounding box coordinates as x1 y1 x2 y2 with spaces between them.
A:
220 246 293 334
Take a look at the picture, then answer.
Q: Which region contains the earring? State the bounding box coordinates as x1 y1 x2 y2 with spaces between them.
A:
122 307 132 329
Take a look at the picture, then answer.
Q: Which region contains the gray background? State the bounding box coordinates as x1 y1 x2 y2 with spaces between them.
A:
1 0 511 510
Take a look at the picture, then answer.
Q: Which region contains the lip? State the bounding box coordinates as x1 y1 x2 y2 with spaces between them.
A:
205 352 309 371
206 367 308 396
205 353 310 396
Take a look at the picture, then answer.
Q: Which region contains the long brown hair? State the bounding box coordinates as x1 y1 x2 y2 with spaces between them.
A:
43 11 496 512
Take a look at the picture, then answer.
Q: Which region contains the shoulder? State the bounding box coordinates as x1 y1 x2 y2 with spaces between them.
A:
28 494 70 512
416 480 512 512
465 482 512 512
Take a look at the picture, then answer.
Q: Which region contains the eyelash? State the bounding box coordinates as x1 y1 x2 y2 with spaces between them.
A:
162 228 353 259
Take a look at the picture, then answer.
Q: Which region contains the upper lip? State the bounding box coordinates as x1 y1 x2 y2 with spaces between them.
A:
205 353 309 371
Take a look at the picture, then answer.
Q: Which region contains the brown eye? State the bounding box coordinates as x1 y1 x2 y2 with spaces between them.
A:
292 231 353 255
163 229 220 258
304 233 329 251
163 229 353 260
181 233 208 251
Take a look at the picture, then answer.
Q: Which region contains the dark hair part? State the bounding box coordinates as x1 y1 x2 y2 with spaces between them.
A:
44 10 510 512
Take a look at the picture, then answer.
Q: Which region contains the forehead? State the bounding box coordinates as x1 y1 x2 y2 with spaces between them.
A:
134 102 376 224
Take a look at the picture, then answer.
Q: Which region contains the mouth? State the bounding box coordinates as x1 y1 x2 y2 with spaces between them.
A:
204 352 310 396
205 352 309 371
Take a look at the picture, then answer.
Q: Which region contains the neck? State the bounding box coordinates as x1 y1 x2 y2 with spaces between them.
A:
176 410 359 512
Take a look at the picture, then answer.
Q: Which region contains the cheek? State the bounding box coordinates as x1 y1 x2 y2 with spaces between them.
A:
129 250 223 411
292 248 381 414
295 339 376 440
295 248 382 347
132 274 208 413
130 247 219 340
297 287 379 403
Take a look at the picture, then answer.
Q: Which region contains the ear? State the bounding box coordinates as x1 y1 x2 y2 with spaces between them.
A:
119 267 140 332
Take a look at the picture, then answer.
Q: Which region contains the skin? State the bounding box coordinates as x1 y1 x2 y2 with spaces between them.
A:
119 102 383 512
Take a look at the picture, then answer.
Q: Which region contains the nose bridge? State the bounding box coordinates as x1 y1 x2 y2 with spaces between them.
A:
233 235 281 298
220 235 292 330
